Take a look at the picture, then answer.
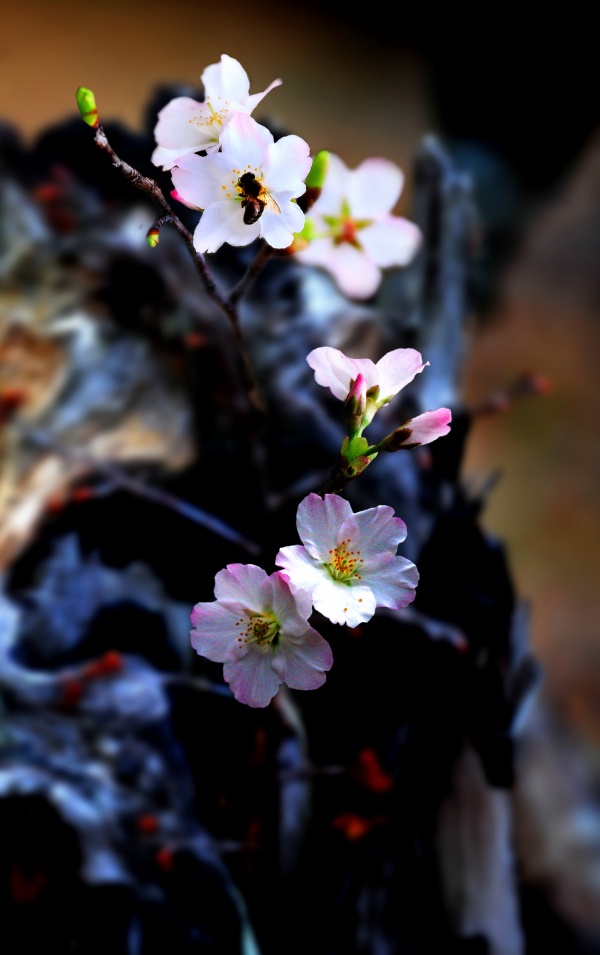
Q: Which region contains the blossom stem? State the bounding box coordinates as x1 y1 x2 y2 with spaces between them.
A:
230 241 275 305
20 424 261 554
91 124 268 418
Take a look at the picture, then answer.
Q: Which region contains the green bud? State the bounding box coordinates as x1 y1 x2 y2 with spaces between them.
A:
305 150 329 190
76 87 99 128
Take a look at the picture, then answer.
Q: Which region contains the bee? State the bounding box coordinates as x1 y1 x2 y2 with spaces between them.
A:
237 172 281 225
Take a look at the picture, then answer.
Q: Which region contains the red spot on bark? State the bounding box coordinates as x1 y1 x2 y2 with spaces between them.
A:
9 860 47 903
137 814 159 835
155 848 175 872
352 748 394 793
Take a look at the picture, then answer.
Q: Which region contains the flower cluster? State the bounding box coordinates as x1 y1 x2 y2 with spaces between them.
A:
154 54 311 253
145 56 451 708
154 55 422 297
190 346 452 707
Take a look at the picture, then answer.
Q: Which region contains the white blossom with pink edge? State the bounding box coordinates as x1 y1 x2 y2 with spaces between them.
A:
171 113 311 253
307 345 429 406
152 54 282 170
276 493 419 628
190 564 333 708
294 153 422 299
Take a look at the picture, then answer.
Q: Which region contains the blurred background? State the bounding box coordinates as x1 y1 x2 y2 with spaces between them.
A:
2 3 600 952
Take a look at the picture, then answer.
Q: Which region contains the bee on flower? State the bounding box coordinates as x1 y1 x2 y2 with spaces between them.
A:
170 112 311 252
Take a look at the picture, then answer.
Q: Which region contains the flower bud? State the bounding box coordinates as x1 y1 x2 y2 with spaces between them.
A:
343 373 367 436
147 227 160 248
75 87 99 128
296 150 329 213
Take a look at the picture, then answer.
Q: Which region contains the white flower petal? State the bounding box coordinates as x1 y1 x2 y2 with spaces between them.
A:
153 97 212 158
348 158 404 218
276 544 328 596
259 198 304 249
213 563 271 611
223 651 281 707
320 243 382 300
374 348 428 401
202 54 250 103
310 153 349 215
312 579 376 627
366 555 419 609
295 492 353 559
221 112 272 171
246 76 283 112
359 216 422 267
193 201 260 253
266 135 312 194
153 144 205 172
171 154 225 211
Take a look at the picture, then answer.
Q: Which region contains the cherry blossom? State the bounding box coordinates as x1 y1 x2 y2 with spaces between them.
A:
276 493 418 628
307 345 428 406
294 153 422 299
190 563 333 708
170 113 311 252
152 54 282 170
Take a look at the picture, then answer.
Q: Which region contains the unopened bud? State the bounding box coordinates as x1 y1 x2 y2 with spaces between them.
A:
306 150 329 191
76 87 99 128
147 227 160 248
297 150 329 213
344 373 368 436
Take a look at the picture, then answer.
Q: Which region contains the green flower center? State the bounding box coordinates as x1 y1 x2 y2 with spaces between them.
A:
322 200 372 249
236 610 281 651
325 540 364 583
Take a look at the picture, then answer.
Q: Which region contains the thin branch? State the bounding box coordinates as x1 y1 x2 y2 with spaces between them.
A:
230 241 275 304
20 425 261 555
92 124 268 417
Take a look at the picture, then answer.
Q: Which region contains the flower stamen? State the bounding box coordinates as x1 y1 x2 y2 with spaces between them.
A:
239 610 281 650
326 540 360 583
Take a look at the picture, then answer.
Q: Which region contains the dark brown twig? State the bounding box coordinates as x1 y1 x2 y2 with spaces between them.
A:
93 124 267 417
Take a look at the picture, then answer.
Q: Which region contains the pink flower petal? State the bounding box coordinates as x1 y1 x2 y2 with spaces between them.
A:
348 158 404 219
190 601 247 662
213 563 271 611
359 217 422 268
395 408 452 448
295 491 354 559
366 556 419 609
374 348 428 401
272 628 333 690
306 347 376 401
341 505 407 561
223 651 282 707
